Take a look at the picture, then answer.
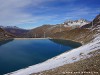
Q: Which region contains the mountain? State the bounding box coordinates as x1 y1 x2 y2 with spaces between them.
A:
64 19 90 27
24 24 72 38
82 14 100 28
0 14 98 43
25 19 89 38
50 15 100 44
1 26 29 36
0 28 15 41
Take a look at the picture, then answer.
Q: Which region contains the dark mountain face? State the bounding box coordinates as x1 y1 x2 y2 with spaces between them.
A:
3 28 29 36
0 28 15 39
82 14 100 28
93 14 100 23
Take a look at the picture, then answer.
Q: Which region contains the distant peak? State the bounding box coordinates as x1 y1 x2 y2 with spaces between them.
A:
64 19 73 23
0 25 23 30
78 19 88 22
95 14 100 20
64 19 90 27
64 19 89 23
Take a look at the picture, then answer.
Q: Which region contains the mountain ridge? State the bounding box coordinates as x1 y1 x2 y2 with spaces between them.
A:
0 26 29 36
23 18 90 38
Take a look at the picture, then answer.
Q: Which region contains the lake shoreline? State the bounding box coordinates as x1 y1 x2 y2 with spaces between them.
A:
14 38 51 40
0 37 82 44
14 38 83 45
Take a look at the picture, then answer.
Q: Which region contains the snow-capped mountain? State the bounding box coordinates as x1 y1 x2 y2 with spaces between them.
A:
64 19 90 27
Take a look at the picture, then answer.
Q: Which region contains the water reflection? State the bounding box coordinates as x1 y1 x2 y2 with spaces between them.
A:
49 39 82 48
0 39 14 46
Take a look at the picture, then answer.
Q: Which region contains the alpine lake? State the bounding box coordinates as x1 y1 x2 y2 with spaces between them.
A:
0 39 81 75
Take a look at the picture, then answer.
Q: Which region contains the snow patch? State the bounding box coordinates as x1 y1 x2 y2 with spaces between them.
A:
64 19 89 27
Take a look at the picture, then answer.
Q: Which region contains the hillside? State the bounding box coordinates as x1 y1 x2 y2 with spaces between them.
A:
1 26 29 36
6 14 100 75
24 25 54 38
50 27 97 44
0 28 15 41
24 19 89 38
24 24 69 38
49 14 100 44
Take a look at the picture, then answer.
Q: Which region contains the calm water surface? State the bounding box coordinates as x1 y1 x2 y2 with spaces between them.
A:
0 39 81 75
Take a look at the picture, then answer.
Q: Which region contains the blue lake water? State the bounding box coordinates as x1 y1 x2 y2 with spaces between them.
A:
0 39 81 75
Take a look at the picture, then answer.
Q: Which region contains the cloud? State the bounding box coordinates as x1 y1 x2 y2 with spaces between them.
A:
61 7 100 21
0 0 99 28
0 0 31 25
0 0 54 26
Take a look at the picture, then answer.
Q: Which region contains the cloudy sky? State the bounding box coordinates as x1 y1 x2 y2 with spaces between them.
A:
0 0 100 29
